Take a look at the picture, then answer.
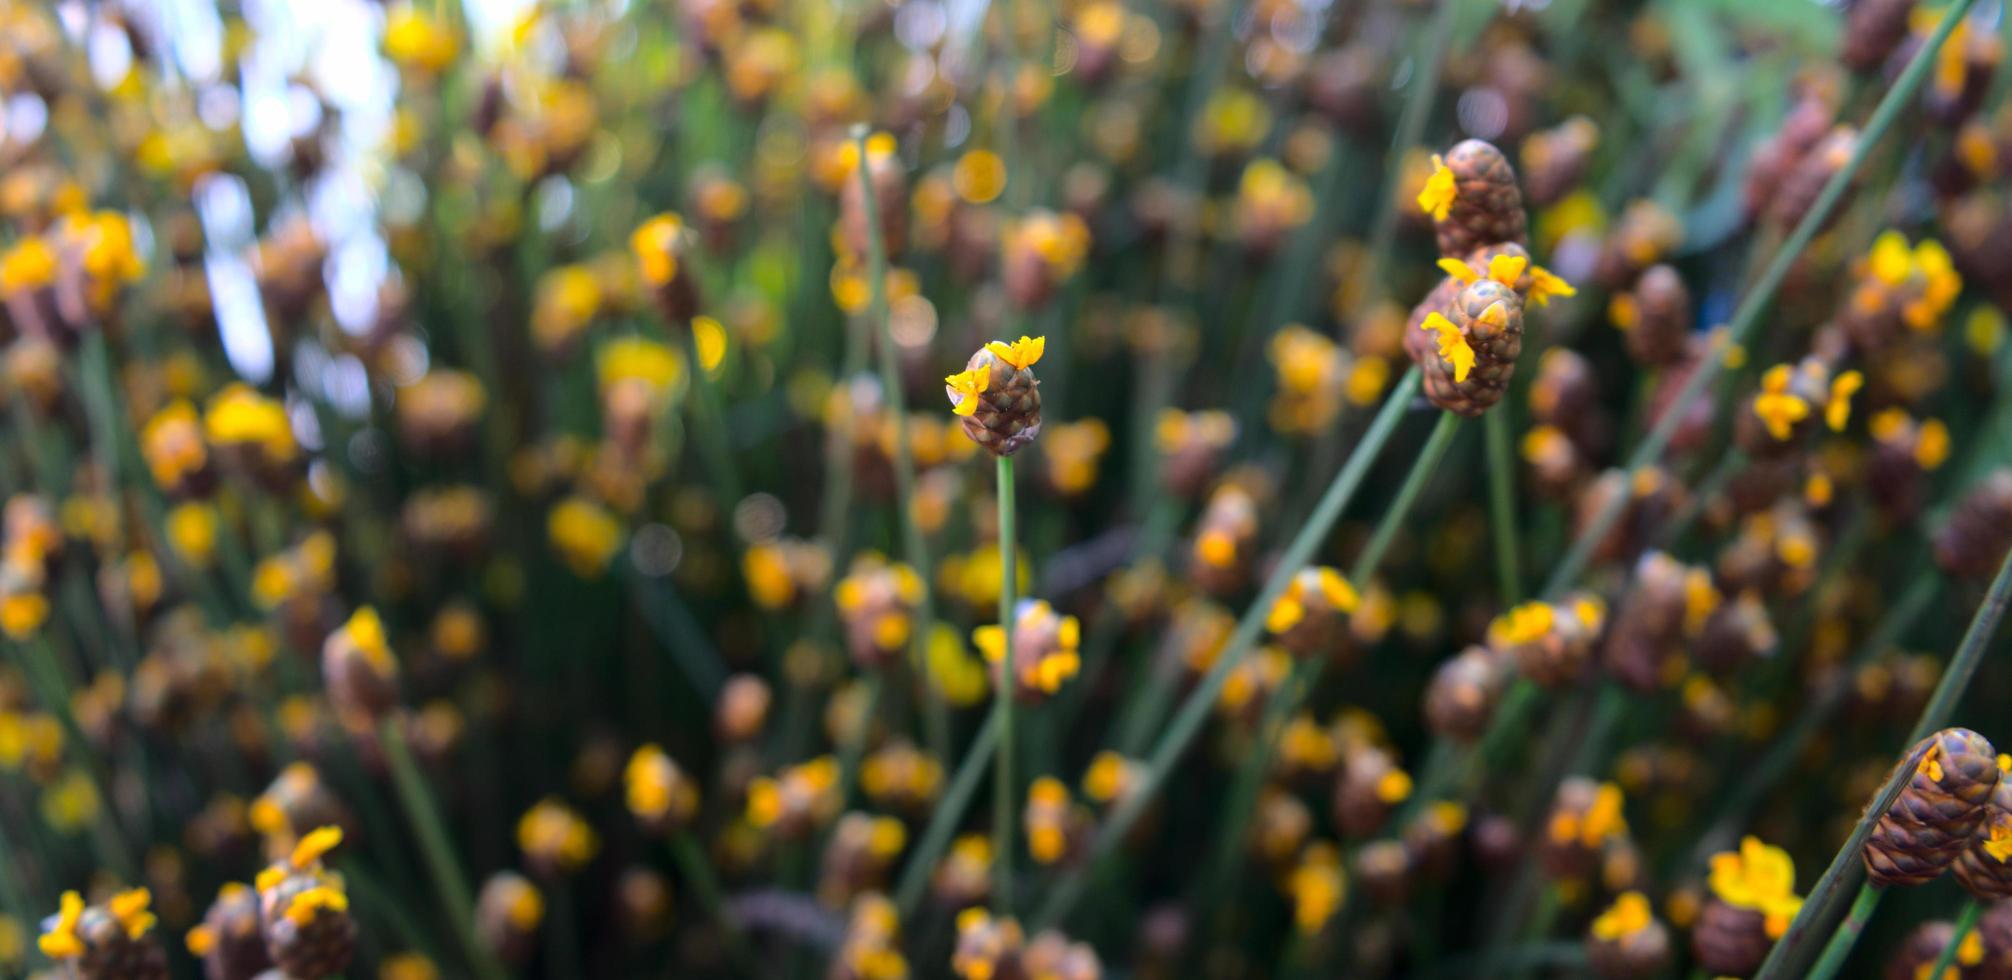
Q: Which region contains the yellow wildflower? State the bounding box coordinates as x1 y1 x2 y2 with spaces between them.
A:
1417 154 1456 221
1419 312 1475 383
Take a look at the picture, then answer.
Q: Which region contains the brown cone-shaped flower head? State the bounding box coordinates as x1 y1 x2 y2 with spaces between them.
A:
974 598 1082 704
1264 566 1360 660
630 213 702 322
39 889 169 980
947 336 1045 456
1419 139 1528 257
1935 469 2012 581
1424 645 1510 742
186 882 272 980
255 827 355 980
840 132 907 259
1414 277 1525 417
1690 899 1775 978
1587 892 1671 980
1613 264 1692 367
321 606 400 725
1953 760 2012 900
1864 727 2001 887
1488 595 1605 689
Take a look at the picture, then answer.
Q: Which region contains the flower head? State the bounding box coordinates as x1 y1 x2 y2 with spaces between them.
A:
1752 365 1810 442
1709 836 1803 936
1591 891 1652 941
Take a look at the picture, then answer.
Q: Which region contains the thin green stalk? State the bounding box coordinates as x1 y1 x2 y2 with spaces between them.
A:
1549 0 1978 599
1686 573 1938 870
670 832 758 975
993 454 1018 917
1485 408 1524 603
1203 411 1461 904
16 635 134 879
380 718 506 980
1350 412 1461 585
893 711 1000 916
1905 545 2012 744
1925 901 1986 980
1802 883 1884 980
1032 369 1423 931
1752 750 1918 980
852 127 951 763
1755 545 2012 980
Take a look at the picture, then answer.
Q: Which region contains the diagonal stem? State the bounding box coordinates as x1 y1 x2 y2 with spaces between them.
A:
850 127 952 764
1802 883 1885 980
1485 407 1525 603
1032 368 1424 930
1201 411 1462 905
993 454 1019 917
892 711 1000 917
1547 0 1979 599
380 717 506 980
1754 544 2012 980
1924 900 1986 980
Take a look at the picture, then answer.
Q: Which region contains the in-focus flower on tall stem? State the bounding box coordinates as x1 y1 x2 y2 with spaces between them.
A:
1953 755 2012 899
946 335 1046 456
1863 727 2000 887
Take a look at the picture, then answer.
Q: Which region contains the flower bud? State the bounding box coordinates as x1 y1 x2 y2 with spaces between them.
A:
1864 728 2001 887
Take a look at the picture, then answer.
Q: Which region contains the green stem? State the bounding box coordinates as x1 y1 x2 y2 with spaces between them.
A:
1203 412 1462 906
1548 0 1978 599
1905 545 2012 744
852 126 951 764
892 711 1000 916
1802 883 1884 980
1032 369 1423 931
1924 901 1986 980
1754 545 2010 980
1485 408 1524 603
1686 573 1938 870
993 453 1018 917
380 718 505 980
17 635 134 879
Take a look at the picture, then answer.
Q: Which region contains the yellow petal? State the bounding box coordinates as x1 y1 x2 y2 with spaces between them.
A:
1417 155 1456 222
1486 254 1528 287
1436 258 1479 284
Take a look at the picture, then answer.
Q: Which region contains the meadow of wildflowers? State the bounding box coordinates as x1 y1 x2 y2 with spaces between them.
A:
0 0 2011 977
